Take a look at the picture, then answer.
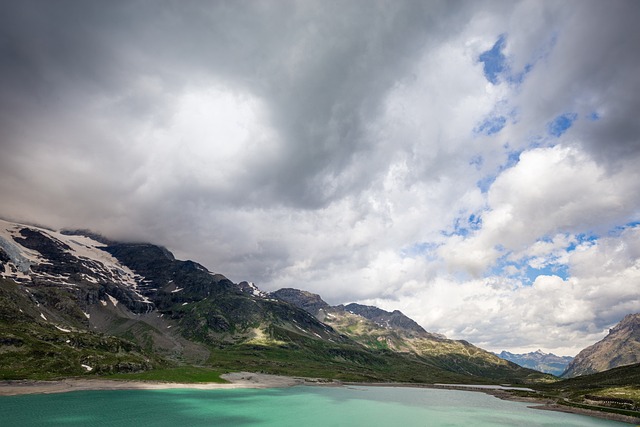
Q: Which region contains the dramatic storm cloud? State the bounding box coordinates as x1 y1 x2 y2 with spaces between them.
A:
1 0 639 355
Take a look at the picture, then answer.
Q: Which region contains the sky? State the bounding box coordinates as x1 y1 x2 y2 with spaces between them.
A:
1 0 639 356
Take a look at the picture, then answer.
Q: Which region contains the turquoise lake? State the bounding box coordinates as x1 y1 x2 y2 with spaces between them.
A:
0 385 631 426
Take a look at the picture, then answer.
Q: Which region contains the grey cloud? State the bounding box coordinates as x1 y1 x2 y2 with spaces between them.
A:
1 1 487 212
514 1 640 164
2 1 639 353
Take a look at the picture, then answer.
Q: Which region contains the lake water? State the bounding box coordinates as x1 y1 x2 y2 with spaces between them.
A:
0 385 631 426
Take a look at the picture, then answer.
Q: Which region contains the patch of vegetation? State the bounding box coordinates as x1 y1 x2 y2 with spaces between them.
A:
539 363 640 393
322 308 552 384
106 366 227 383
590 386 640 404
0 323 157 380
0 279 160 380
528 364 640 420
206 326 487 384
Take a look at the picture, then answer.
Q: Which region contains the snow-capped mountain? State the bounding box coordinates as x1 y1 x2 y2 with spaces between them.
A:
1 219 153 312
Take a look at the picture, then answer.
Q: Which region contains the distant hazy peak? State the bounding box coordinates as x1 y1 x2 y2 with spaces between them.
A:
496 350 573 376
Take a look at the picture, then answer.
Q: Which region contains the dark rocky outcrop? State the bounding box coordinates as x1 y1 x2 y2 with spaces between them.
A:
562 313 640 378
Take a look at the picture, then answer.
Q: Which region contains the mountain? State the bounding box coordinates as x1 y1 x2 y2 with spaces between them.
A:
0 219 547 383
497 350 573 376
270 288 329 316
340 303 428 334
271 288 550 382
562 313 640 378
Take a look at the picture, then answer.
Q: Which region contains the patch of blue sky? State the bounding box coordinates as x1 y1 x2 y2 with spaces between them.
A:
475 148 521 193
479 32 558 90
473 101 515 137
567 233 598 251
493 258 569 284
548 112 578 137
488 258 516 279
474 115 507 136
469 155 483 170
587 111 600 121
476 175 496 193
478 34 507 85
504 149 521 168
444 214 484 238
524 263 569 282
608 221 640 236
506 62 533 85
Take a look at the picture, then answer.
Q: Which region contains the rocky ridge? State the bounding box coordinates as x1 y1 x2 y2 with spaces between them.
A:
270 288 540 380
562 313 640 378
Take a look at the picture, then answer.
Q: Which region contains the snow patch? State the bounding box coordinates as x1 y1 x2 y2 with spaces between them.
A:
40 313 47 321
55 326 71 332
83 312 90 319
107 294 119 306
0 220 155 305
171 287 183 293
81 364 93 372
181 302 188 306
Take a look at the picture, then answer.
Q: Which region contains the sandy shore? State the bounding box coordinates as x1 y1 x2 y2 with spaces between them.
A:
1 375 638 424
0 372 307 397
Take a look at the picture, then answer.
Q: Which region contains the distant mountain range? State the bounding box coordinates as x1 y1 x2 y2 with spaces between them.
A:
496 350 573 376
0 219 549 384
562 313 640 378
497 314 640 379
3 218 637 385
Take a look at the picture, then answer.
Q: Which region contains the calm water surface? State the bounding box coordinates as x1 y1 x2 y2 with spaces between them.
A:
0 385 631 426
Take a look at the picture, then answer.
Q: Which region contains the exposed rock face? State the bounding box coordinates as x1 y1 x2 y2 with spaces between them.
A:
497 350 573 376
341 303 426 334
270 288 329 316
562 313 640 378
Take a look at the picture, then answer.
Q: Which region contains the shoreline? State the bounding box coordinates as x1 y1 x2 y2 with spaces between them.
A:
0 372 307 397
1 375 639 425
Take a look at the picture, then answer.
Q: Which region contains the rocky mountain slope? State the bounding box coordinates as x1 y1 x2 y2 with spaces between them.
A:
0 219 547 383
271 288 547 381
562 313 640 378
497 350 573 376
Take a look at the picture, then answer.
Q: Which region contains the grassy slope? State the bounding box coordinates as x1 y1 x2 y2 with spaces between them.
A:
528 363 640 419
320 308 551 384
0 279 159 380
